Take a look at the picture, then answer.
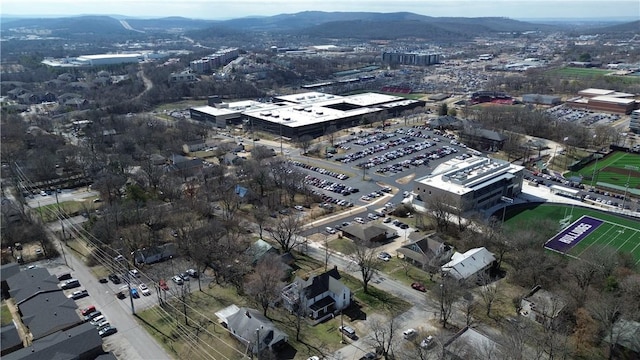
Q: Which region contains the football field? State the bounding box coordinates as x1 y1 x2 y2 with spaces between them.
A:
507 204 640 265
569 151 640 190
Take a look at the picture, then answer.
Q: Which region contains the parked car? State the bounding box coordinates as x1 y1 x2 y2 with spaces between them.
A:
359 352 377 360
99 326 118 338
108 274 121 284
83 311 102 322
128 269 140 278
339 325 357 339
403 328 417 339
81 306 96 316
159 279 169 291
116 291 126 300
420 335 435 349
325 227 336 234
57 273 72 281
172 275 184 285
411 282 426 292
61 279 80 290
90 315 106 326
130 288 140 298
377 252 391 261
139 283 151 296
179 272 191 281
69 290 89 300
94 319 109 329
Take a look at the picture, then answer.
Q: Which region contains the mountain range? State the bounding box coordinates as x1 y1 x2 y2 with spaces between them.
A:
1 11 637 42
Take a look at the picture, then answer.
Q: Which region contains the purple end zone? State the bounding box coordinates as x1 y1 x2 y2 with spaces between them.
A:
544 216 604 253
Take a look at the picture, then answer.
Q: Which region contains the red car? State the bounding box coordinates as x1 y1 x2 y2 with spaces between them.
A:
411 282 426 292
81 305 96 316
159 279 169 291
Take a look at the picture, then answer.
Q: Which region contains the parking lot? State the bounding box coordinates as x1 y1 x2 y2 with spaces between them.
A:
546 105 621 126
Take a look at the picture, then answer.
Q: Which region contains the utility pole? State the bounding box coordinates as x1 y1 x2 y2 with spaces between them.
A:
54 189 67 243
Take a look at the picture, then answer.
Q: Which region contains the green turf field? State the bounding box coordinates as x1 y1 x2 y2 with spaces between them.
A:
566 217 640 262
568 151 640 189
506 204 640 265
546 67 614 78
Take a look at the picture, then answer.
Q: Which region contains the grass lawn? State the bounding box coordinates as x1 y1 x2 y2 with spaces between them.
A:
1 302 13 326
37 199 98 222
328 237 355 255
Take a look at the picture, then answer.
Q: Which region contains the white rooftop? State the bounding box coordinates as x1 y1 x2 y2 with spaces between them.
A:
77 54 142 60
417 156 523 196
442 247 495 280
590 96 636 104
579 88 614 96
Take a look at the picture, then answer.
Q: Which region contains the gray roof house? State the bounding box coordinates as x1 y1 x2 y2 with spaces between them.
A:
341 223 393 243
397 233 453 271
444 327 505 360
441 247 496 281
6 268 60 304
1 263 20 299
1 324 23 356
221 306 288 354
281 267 351 321
520 286 567 325
18 291 80 340
3 322 103 360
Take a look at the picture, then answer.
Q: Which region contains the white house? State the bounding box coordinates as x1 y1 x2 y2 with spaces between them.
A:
281 267 350 320
441 247 496 281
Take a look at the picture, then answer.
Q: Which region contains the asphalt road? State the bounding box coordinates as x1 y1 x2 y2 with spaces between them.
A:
26 189 100 208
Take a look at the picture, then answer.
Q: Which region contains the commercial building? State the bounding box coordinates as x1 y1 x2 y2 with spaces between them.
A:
566 88 638 114
382 52 440 66
630 109 640 134
189 48 239 74
75 54 142 66
190 91 425 138
412 156 524 211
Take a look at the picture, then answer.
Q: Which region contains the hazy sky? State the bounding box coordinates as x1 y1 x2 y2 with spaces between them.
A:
2 0 639 20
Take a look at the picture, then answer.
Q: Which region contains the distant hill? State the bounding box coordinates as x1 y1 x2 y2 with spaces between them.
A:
0 15 142 38
580 20 640 34
125 17 218 31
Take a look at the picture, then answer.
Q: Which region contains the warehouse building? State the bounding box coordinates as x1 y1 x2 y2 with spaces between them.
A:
412 156 524 212
75 54 142 66
190 91 425 138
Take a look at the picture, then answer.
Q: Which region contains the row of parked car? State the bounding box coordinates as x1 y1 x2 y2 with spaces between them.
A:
336 135 415 164
289 160 349 180
171 268 199 285
80 305 118 337
304 175 359 197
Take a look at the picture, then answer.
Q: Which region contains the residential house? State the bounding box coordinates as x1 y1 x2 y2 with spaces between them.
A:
429 115 463 130
169 70 197 83
64 98 89 109
7 88 29 100
441 247 496 281
6 268 60 304
3 322 103 360
217 306 288 354
281 267 351 320
133 243 177 265
248 239 278 265
607 319 640 360
0 263 20 299
341 223 393 243
164 156 204 180
17 291 80 340
17 93 38 105
0 324 23 356
57 73 76 82
444 327 505 360
460 127 507 152
520 285 567 325
397 232 453 271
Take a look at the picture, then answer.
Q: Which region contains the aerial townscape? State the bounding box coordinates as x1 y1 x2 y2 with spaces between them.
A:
2 1 640 360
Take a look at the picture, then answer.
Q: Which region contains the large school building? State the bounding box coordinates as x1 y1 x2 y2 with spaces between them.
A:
190 91 425 138
412 156 524 212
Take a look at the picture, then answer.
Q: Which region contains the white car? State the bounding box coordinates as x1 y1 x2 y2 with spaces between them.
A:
420 335 435 348
294 205 304 211
129 269 140 278
139 283 151 296
403 328 417 339
325 227 336 234
354 217 365 224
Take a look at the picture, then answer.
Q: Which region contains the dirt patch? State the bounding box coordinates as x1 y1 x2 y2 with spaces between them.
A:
604 166 640 178
396 173 416 185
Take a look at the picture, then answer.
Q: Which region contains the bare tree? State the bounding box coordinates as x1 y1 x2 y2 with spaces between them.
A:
298 135 313 155
438 276 464 328
325 125 338 147
347 239 380 294
252 205 269 239
245 254 286 317
479 273 500 318
367 314 396 360
425 193 451 233
266 214 304 253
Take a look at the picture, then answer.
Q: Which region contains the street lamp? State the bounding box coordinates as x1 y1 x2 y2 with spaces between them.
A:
500 196 514 223
622 165 638 210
